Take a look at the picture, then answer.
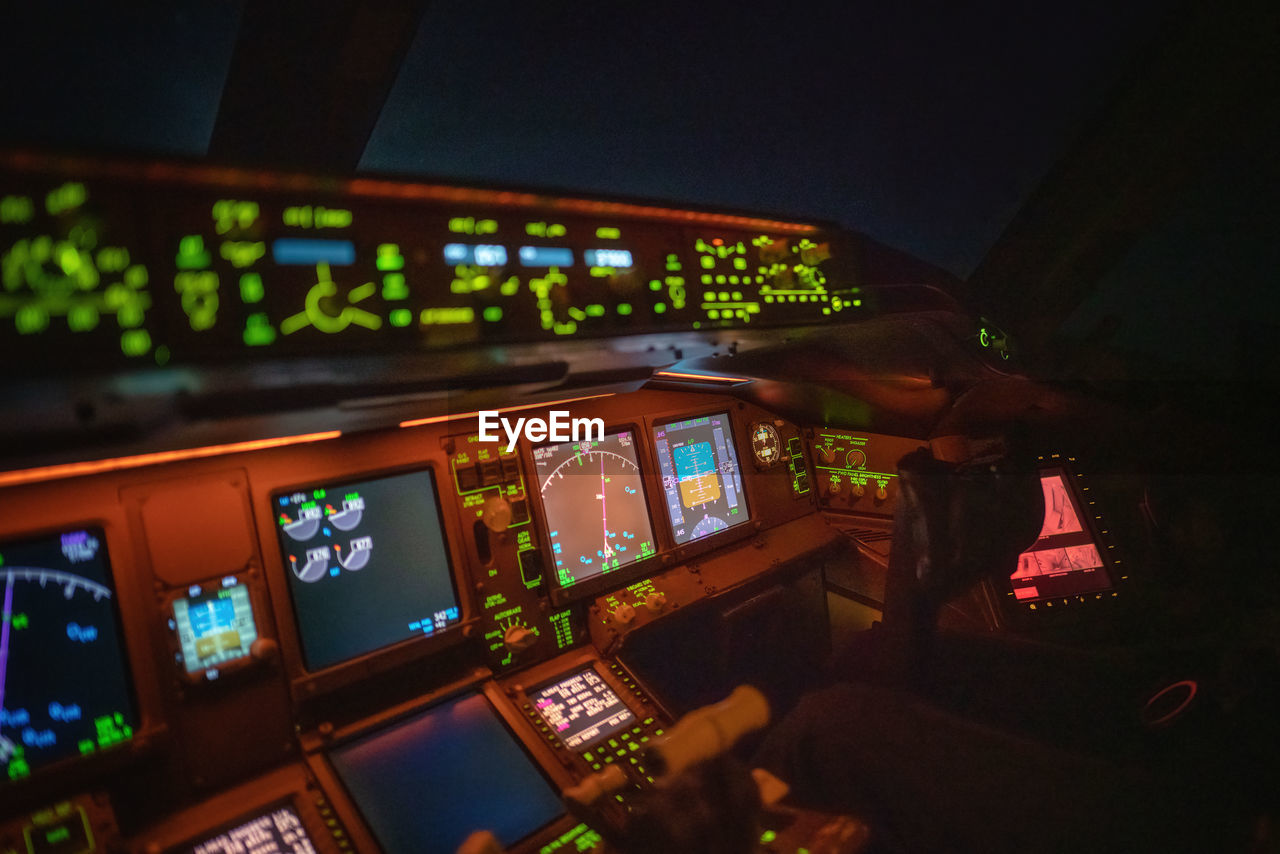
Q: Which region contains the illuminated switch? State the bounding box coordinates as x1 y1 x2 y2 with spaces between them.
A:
501 457 521 481
510 499 529 524
478 460 502 485
456 465 480 492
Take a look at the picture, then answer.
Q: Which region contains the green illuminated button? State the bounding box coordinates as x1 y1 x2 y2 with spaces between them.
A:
603 755 614 764
642 717 654 726
631 726 642 734
628 742 639 752
583 751 594 762
591 762 602 771
608 739 619 748
620 732 630 741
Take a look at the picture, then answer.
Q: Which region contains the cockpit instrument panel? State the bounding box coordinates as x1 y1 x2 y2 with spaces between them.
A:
0 528 137 784
273 469 460 672
534 430 657 593
0 153 856 375
653 412 750 545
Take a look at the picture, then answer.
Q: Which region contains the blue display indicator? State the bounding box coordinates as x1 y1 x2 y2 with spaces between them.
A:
584 248 634 268
271 238 356 265
443 243 508 266
518 246 574 267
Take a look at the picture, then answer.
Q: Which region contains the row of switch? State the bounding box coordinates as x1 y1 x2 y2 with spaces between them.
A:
456 456 521 493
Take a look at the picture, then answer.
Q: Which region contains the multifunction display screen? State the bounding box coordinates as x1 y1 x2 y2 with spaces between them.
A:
170 802 318 854
328 693 563 853
534 430 656 590
274 469 460 671
171 580 257 675
1009 470 1113 602
530 667 635 750
653 412 750 544
0 528 137 783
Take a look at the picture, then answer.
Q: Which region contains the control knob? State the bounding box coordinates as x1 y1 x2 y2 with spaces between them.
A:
482 496 513 532
643 591 667 612
611 603 637 625
503 624 539 653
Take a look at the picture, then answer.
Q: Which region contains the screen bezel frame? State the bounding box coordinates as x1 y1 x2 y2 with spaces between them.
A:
163 575 263 684
526 663 637 752
318 687 569 853
264 460 471 696
528 422 664 606
163 796 317 854
1007 465 1114 604
0 523 145 793
988 459 1132 630
649 407 755 554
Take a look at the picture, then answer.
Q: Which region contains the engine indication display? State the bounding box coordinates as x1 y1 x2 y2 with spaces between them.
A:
0 528 137 783
274 469 461 671
530 666 634 750
534 430 656 590
653 412 749 545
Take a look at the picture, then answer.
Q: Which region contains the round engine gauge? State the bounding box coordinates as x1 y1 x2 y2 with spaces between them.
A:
751 422 782 467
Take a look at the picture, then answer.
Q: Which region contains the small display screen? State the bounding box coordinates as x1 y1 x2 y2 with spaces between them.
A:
274 469 461 671
0 528 137 783
1009 470 1113 602
328 693 564 853
534 430 656 589
653 412 750 544
530 667 635 750
172 581 258 674
169 801 318 854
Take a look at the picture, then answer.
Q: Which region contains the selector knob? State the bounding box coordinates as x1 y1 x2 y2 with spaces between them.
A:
850 483 865 498
611 603 637 625
875 484 888 501
826 476 841 495
481 496 513 532
643 591 667 612
503 624 538 653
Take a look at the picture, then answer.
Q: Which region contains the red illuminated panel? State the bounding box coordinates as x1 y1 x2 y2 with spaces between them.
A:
1009 470 1112 603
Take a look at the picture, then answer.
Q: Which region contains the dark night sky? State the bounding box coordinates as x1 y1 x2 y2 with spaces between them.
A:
8 1 1274 380
2 1 1170 277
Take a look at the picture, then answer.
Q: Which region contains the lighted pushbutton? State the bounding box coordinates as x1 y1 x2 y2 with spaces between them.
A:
643 591 667 613
611 603 637 625
481 496 513 532
503 624 538 653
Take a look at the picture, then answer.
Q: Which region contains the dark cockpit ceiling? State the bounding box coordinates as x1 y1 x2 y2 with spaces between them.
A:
2 3 1280 854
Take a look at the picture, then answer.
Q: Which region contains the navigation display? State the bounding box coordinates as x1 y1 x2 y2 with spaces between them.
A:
534 430 656 590
530 667 635 750
1009 470 1113 602
328 693 563 853
171 579 258 676
274 469 461 671
0 528 137 783
169 801 318 854
653 412 750 545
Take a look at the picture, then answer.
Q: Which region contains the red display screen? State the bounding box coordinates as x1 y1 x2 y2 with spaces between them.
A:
1008 470 1112 602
